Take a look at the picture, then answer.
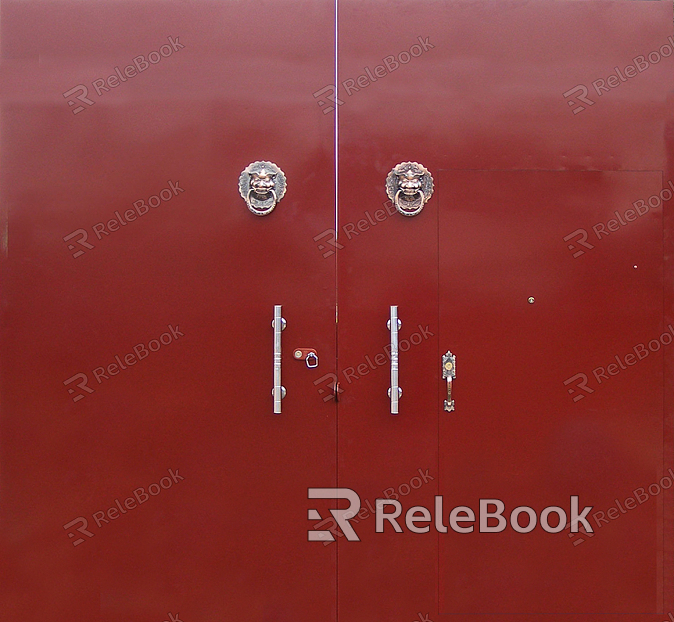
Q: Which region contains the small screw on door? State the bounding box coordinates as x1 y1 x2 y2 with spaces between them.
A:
528 297 535 304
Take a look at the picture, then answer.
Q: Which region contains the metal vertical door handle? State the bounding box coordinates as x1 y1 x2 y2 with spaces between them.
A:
387 306 402 414
272 305 286 414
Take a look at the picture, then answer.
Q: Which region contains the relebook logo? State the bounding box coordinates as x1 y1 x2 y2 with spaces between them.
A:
63 324 185 402
63 180 186 258
63 468 184 546
307 489 593 542
63 36 185 115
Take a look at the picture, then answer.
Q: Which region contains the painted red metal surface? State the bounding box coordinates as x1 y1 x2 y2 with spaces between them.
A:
2 0 674 621
0 1 336 621
338 0 673 620
438 170 665 613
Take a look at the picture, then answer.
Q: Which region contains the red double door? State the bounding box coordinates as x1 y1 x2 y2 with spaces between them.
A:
2 0 673 620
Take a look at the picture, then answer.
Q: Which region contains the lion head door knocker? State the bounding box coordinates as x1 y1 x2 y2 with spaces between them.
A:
239 161 287 216
385 162 434 217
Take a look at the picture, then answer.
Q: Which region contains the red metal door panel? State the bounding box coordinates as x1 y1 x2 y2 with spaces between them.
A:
438 169 669 614
337 0 673 620
0 2 336 621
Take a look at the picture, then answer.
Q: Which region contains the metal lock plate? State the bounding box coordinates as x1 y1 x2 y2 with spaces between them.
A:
442 350 456 412
293 348 319 368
